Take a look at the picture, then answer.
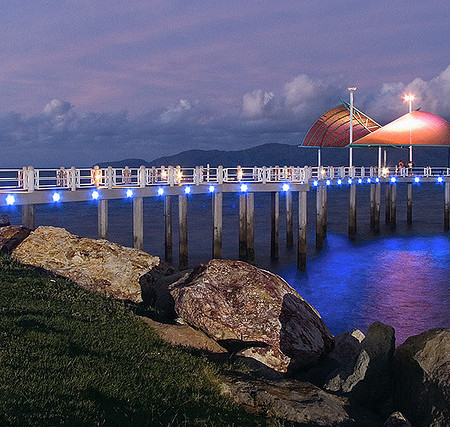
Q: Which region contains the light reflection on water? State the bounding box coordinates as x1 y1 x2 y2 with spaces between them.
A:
277 235 450 343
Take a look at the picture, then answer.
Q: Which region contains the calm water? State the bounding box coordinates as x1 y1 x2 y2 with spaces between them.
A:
4 182 450 343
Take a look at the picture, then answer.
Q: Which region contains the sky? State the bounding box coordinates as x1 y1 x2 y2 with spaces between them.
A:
1 0 450 166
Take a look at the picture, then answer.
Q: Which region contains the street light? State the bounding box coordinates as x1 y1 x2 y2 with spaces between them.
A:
404 93 415 164
348 87 357 168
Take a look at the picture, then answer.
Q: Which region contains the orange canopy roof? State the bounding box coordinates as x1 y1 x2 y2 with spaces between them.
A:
301 103 381 147
351 111 450 147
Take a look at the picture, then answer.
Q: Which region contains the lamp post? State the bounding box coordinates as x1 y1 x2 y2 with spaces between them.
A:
348 87 357 168
404 94 415 164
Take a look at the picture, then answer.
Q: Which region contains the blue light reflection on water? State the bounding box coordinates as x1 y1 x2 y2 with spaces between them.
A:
277 234 450 343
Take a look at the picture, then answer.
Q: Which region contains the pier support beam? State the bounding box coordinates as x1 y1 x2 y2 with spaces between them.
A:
322 185 328 237
407 183 413 225
385 183 391 224
239 194 247 261
445 181 450 231
348 183 357 239
316 186 325 249
98 199 108 239
390 183 397 228
164 196 173 262
212 192 223 259
374 183 381 233
297 190 307 270
271 192 279 259
246 193 255 263
286 191 293 247
132 197 144 250
178 195 188 270
370 183 375 228
22 204 35 230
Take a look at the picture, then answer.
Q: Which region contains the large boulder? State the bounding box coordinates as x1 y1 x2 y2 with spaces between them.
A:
170 259 334 374
0 214 11 227
383 412 412 426
13 226 160 302
394 328 450 427
220 373 381 426
0 225 31 253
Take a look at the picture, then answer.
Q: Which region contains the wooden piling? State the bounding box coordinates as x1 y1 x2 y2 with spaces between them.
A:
370 183 375 228
98 199 108 239
239 194 247 261
348 183 356 239
374 182 381 233
316 185 325 249
385 183 391 224
297 190 307 270
445 181 450 231
246 192 255 263
322 184 327 237
178 194 188 270
212 192 223 259
390 183 397 228
271 192 279 259
132 197 144 250
286 190 293 247
22 204 35 230
407 182 413 224
164 196 173 262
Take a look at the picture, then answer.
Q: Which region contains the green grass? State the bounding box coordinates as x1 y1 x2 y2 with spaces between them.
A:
0 254 267 426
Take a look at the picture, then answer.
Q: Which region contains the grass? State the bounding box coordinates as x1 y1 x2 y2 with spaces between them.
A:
0 253 269 426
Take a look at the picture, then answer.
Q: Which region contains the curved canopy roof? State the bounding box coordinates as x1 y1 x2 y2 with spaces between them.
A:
351 111 450 147
301 102 381 147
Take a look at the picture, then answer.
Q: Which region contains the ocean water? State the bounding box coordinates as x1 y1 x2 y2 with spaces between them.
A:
4 182 450 343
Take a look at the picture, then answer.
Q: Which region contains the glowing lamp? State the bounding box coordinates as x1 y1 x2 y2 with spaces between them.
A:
240 184 248 192
367 178 372 183
313 180 318 187
157 187 164 196
126 189 133 198
6 194 15 205
326 179 331 186
282 183 290 192
52 193 61 202
437 176 444 183
209 185 215 193
414 176 420 183
337 179 342 185
390 177 397 183
375 177 380 183
347 178 353 185
184 186 191 194
91 191 99 200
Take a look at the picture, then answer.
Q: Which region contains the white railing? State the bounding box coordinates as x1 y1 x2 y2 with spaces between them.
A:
0 165 449 192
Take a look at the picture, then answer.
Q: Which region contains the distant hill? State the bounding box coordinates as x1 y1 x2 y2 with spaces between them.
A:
97 143 450 168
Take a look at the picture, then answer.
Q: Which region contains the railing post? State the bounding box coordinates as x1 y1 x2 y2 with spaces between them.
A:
217 165 224 184
70 167 77 191
107 166 113 189
139 166 146 188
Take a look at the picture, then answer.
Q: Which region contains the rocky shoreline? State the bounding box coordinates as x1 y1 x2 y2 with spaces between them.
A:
1 224 449 426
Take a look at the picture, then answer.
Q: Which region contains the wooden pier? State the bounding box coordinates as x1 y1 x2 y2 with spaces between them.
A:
1 165 449 270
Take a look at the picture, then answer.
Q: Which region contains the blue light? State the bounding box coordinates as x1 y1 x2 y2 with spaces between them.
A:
437 176 444 183
184 186 191 194
367 178 372 183
6 194 15 205
52 192 61 202
282 183 290 191
126 189 133 198
326 179 331 186
414 176 420 183
347 178 353 185
375 177 380 183
157 187 164 196
91 190 99 200
240 183 248 192
209 185 215 193
313 180 318 187
337 179 342 185
390 177 397 183
357 178 363 184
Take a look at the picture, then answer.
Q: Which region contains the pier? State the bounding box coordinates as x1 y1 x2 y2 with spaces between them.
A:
1 164 449 270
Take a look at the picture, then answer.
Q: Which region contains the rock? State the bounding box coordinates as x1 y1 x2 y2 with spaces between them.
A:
323 322 395 408
0 225 31 253
220 373 381 426
0 215 11 227
170 259 334 374
12 226 160 302
383 411 412 426
394 328 450 427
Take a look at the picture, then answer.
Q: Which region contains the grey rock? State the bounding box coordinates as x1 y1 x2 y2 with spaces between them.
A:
394 328 450 427
383 411 412 426
170 259 334 373
0 215 11 227
0 225 31 253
